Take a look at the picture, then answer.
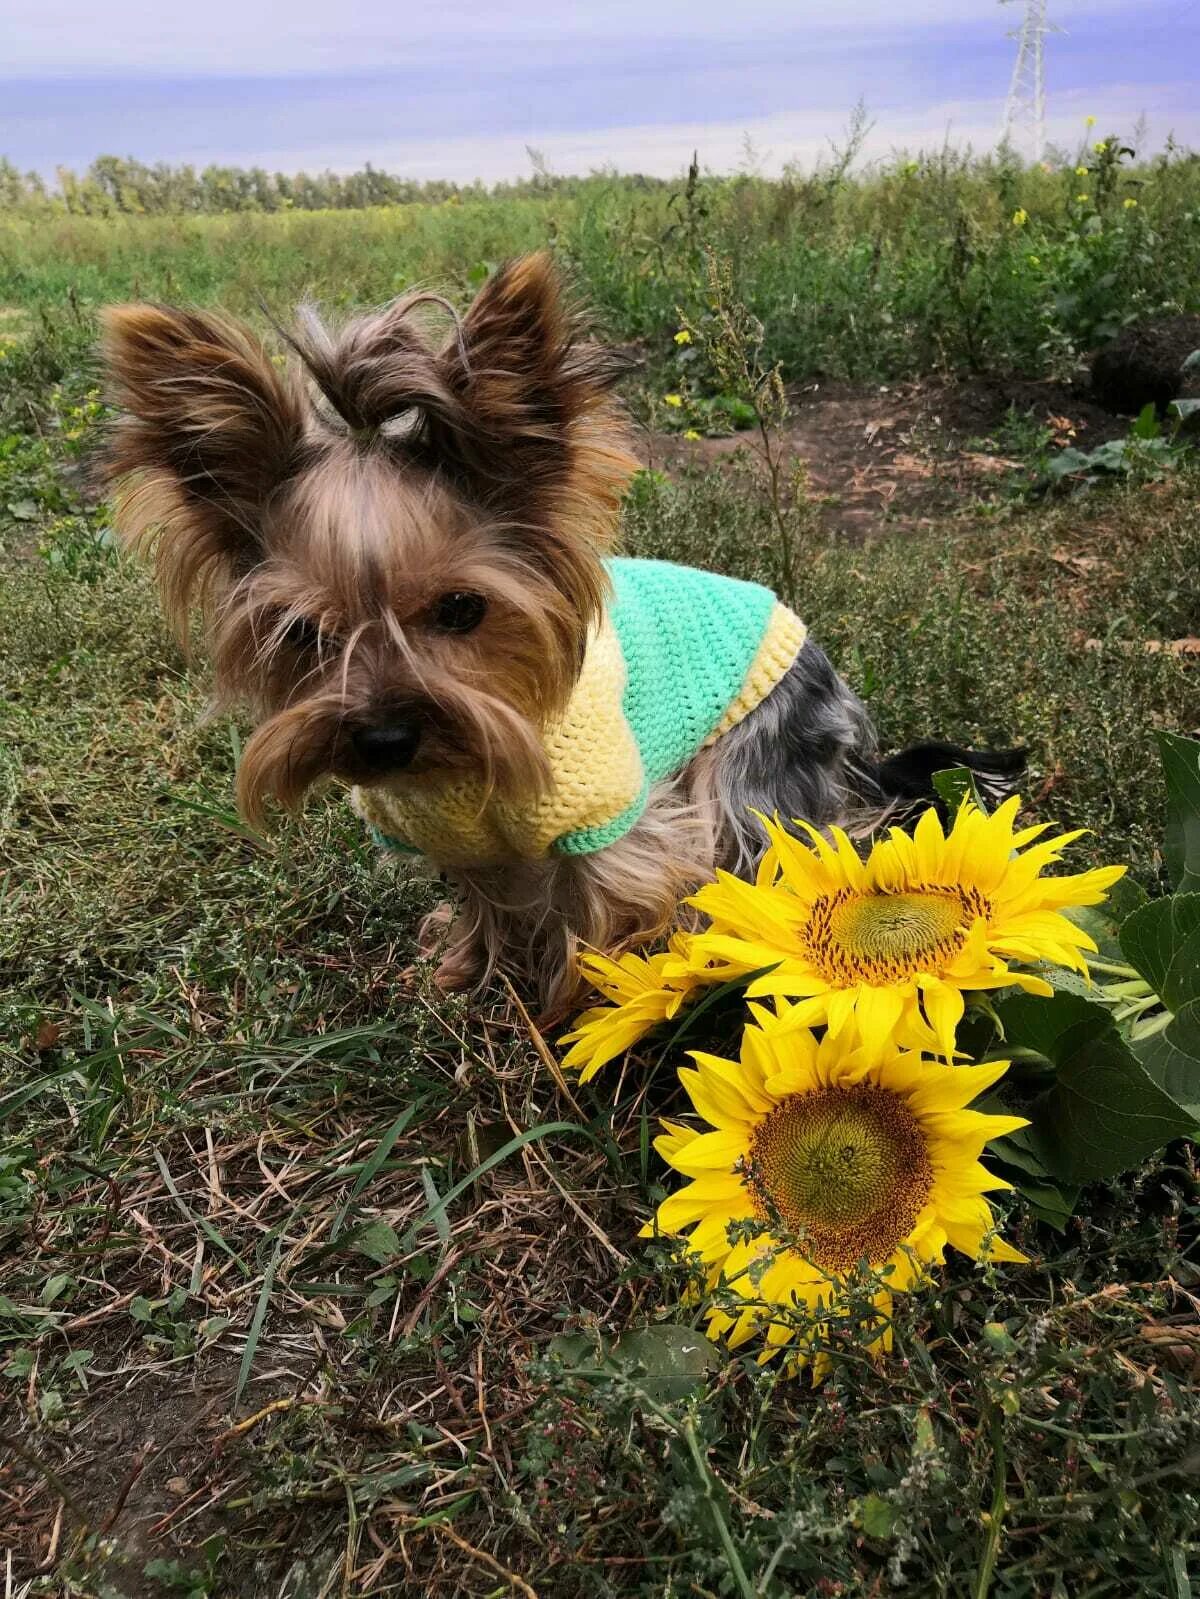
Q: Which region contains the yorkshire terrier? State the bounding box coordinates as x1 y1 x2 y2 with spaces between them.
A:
102 252 1021 1016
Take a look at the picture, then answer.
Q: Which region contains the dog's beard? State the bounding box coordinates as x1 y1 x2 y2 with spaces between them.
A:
234 682 553 828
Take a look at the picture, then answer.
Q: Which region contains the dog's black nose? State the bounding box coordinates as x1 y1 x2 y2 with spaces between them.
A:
351 722 421 774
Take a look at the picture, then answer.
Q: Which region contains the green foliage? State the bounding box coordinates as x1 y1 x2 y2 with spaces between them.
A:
2 135 1198 388
1039 403 1195 492
1160 730 1200 894
986 736 1200 1208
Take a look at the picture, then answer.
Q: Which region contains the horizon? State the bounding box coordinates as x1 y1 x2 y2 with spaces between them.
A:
2 0 1198 183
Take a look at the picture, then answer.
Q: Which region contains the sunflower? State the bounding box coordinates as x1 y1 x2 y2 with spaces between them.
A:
644 1008 1028 1371
670 798 1125 1059
559 935 709 1083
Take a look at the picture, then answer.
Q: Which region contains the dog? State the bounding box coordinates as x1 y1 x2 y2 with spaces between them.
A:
101 252 1021 1016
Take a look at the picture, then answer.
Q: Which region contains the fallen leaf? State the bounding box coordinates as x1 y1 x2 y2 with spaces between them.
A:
1052 548 1103 575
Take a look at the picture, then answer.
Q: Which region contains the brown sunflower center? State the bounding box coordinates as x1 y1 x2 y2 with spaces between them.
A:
802 884 990 984
747 1085 934 1270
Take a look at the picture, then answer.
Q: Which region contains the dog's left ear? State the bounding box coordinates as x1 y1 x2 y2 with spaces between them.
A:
437 252 637 553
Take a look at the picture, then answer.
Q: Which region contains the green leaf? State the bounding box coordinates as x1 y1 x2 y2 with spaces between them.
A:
993 989 1100 1062
1119 895 1200 1008
236 1231 284 1406
932 765 981 813
1017 1178 1081 1231
1132 402 1162 440
1023 1005 1197 1183
987 1122 1081 1227
859 1492 900 1538
1135 1000 1200 1118
549 1322 721 1401
354 1219 401 1264
1157 732 1200 894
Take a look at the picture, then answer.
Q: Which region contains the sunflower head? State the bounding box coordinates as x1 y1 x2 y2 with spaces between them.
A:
678 798 1126 1059
644 1007 1029 1373
559 935 704 1083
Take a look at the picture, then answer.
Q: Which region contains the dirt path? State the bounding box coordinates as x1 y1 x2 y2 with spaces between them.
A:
645 375 1125 538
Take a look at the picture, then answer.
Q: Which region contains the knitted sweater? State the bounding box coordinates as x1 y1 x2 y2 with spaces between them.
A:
352 558 807 866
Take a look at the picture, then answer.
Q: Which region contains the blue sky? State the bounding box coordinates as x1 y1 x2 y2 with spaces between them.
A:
2 0 1197 180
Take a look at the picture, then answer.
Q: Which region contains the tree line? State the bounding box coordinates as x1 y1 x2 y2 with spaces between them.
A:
0 154 669 215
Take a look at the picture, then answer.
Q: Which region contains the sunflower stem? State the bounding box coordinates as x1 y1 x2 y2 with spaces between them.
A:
1130 1009 1174 1041
974 1408 1007 1599
680 1416 757 1599
1085 958 1141 979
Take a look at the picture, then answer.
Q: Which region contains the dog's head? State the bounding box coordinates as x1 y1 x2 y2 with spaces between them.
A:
102 253 638 823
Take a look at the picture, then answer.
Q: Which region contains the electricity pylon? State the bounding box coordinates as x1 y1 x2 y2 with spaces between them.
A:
1001 0 1062 161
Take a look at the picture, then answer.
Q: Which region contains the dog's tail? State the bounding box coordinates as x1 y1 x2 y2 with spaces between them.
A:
856 741 1028 822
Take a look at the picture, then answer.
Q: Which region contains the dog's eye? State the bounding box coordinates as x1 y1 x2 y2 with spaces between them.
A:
281 615 323 652
432 591 488 634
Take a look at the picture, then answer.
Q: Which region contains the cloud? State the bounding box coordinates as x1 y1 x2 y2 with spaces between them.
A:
1 0 1156 76
190 83 1193 183
2 0 1191 177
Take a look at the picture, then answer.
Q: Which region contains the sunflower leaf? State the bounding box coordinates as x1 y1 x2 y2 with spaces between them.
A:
1134 1001 1200 1120
1118 895 1200 1009
1012 997 1199 1183
931 766 980 814
549 1322 721 1401
1157 731 1200 894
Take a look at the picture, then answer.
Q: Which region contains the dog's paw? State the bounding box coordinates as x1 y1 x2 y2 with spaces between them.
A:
432 949 480 994
416 901 455 959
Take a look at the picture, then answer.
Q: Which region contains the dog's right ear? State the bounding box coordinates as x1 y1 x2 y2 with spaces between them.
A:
102 305 305 631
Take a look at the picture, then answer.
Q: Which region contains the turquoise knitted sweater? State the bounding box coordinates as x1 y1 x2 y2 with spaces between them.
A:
355 557 806 863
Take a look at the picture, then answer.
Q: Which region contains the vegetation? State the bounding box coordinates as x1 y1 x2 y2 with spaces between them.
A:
2 141 1200 1595
3 136 1200 386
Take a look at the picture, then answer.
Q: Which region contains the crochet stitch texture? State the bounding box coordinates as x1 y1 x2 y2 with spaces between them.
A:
352 558 807 865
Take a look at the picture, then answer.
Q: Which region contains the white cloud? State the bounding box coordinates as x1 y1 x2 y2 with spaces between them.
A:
0 0 1154 76
209 82 1192 182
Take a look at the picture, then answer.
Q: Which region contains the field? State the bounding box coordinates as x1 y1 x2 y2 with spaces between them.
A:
2 149 1200 1597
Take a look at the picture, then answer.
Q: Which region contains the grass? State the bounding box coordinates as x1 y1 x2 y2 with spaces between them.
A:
3 161 1200 1596
3 139 1199 389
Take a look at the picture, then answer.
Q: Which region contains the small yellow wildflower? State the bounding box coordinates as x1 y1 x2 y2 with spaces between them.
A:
1076 194 1090 205
1011 208 1029 227
1093 140 1108 154
1085 114 1097 127
1124 197 1138 209
664 393 683 409
683 429 702 441
1075 165 1089 177
674 329 692 345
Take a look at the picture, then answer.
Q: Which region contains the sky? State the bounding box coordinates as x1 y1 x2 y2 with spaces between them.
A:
1 0 1198 182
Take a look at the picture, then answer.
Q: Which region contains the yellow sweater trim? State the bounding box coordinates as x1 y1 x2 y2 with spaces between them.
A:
703 603 808 747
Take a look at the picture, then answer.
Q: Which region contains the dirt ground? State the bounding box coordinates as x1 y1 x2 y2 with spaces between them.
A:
645 375 1127 538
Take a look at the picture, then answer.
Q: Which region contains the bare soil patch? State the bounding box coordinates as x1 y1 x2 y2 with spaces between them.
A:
646 375 1126 538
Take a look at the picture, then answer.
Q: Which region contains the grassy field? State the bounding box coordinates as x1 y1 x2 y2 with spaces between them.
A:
3 158 1200 1597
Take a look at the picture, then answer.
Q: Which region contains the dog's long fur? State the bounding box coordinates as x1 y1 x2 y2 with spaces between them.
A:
101 252 1019 1016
